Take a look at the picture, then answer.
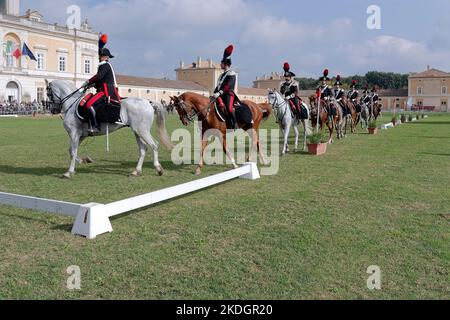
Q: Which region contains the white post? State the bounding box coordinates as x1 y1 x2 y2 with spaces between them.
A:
316 93 321 133
106 124 110 152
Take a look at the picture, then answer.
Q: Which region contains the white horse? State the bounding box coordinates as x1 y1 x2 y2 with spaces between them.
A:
46 80 173 179
359 102 370 131
268 90 312 154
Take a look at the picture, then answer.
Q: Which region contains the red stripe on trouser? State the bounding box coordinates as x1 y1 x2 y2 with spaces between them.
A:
114 87 121 102
103 84 109 97
80 93 93 108
85 92 105 109
227 95 234 113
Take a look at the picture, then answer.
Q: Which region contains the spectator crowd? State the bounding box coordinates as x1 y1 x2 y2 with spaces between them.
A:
0 101 52 116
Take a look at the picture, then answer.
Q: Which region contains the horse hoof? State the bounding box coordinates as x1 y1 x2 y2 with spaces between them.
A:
83 157 94 164
130 171 142 177
194 168 202 176
61 172 73 179
232 164 239 169
157 166 164 176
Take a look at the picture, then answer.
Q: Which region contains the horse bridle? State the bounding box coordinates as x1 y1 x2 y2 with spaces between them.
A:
269 92 289 121
175 99 199 123
47 84 84 115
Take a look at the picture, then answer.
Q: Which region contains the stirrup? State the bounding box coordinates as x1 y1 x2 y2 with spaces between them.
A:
115 119 126 126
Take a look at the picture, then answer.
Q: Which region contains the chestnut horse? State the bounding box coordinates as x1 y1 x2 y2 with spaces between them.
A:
309 95 345 143
341 97 358 134
371 101 382 121
171 92 272 175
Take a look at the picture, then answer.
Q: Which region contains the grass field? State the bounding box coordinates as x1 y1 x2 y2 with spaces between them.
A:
0 112 449 300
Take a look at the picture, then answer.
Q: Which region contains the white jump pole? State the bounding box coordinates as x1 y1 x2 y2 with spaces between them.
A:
0 163 260 239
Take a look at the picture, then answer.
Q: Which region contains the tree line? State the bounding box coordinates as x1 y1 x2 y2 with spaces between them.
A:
295 71 409 90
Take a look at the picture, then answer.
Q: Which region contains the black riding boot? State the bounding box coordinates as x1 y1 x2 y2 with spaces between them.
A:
229 109 238 130
88 108 100 136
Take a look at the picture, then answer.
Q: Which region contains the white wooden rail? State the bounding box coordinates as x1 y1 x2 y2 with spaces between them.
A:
0 163 260 239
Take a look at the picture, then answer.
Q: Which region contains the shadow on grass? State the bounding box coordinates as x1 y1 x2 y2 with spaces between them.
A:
408 121 450 125
0 160 186 177
418 152 450 157
415 136 449 140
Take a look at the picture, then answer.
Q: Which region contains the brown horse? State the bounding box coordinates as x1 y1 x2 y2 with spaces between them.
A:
372 102 382 120
171 92 272 175
341 97 358 134
308 95 344 143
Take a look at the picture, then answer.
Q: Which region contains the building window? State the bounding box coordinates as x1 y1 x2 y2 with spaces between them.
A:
147 90 150 94
37 87 44 102
417 87 423 95
128 89 132 93
84 59 91 74
441 100 447 107
58 55 67 72
442 86 447 95
36 53 45 70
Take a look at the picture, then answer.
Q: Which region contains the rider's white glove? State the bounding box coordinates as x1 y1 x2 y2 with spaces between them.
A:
213 92 221 99
82 81 89 88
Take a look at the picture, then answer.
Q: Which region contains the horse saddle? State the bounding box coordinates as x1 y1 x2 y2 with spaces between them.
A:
215 103 253 126
77 98 122 124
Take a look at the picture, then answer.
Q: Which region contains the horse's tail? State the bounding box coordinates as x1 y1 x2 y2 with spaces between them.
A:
304 119 313 137
259 103 272 121
153 103 173 151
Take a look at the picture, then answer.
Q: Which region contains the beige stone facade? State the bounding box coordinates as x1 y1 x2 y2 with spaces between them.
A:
0 0 98 103
408 67 450 112
253 72 284 91
175 58 224 94
116 74 209 103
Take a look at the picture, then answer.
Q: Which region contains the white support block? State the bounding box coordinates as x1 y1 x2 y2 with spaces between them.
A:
424 115 429 119
381 123 393 130
411 118 417 122
72 203 113 239
239 162 261 180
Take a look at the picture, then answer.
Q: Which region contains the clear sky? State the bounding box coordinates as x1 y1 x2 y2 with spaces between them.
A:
21 0 450 86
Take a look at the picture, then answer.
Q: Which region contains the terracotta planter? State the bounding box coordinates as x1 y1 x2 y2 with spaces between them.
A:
307 143 327 156
368 128 378 135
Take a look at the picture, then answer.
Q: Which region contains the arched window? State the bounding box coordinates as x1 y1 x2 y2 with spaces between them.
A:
6 81 20 103
3 33 21 68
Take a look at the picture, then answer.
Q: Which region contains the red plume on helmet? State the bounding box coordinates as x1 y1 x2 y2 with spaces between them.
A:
224 45 234 58
323 69 329 77
99 33 108 50
352 80 357 86
336 75 341 81
283 63 290 72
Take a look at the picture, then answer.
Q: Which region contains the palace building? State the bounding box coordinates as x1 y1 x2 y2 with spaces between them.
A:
408 66 450 112
0 0 98 104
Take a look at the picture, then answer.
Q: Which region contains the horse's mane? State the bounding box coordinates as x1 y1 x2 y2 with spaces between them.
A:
182 92 210 107
52 80 77 92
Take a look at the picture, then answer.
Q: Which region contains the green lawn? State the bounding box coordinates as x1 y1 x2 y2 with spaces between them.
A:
0 112 449 300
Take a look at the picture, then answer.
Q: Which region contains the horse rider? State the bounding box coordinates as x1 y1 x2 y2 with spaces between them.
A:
347 80 359 106
317 69 333 103
361 87 371 109
212 45 239 130
80 34 120 135
371 86 379 105
334 75 348 116
280 62 302 118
